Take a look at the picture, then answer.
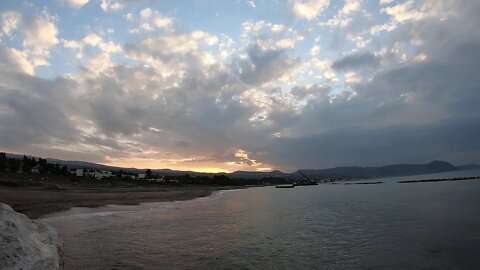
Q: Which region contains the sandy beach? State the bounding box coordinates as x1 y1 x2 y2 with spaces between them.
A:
0 185 238 219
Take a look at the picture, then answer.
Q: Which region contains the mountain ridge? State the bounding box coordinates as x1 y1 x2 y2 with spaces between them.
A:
2 152 476 180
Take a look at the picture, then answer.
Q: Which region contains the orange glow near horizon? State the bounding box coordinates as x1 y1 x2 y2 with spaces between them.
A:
0 149 281 174
105 159 229 173
188 167 231 173
103 156 281 173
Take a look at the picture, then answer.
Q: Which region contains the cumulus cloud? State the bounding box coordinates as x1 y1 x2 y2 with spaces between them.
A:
0 47 35 75
321 0 363 28
241 20 304 50
66 0 90 8
245 0 256 8
1 12 22 36
0 10 59 73
135 7 173 31
381 1 426 23
100 0 124 11
23 15 58 51
234 45 298 86
63 32 122 58
1 0 480 171
379 0 394 4
292 0 330 20
22 13 59 67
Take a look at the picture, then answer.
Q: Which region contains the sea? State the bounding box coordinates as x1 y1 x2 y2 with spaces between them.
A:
41 169 480 270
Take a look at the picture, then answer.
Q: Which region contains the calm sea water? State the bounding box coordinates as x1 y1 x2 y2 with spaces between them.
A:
42 170 480 270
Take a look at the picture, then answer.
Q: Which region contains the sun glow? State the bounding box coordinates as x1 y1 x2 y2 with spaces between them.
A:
193 167 230 173
105 158 235 173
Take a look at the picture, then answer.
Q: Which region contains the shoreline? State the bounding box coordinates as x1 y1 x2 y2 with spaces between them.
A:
398 176 480 184
0 185 252 219
2 174 480 220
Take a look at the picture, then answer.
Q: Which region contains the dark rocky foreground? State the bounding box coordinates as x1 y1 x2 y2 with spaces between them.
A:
0 203 63 269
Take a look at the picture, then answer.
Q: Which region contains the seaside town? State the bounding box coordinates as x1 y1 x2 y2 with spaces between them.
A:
0 152 173 183
0 152 271 187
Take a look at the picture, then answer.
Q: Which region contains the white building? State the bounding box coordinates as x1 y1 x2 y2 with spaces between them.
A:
101 171 113 177
137 173 146 179
76 169 83 177
122 174 136 179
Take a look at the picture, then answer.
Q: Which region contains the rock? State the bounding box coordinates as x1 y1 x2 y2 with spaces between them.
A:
0 203 63 270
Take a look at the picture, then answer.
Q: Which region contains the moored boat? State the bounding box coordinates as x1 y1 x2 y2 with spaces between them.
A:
275 184 295 188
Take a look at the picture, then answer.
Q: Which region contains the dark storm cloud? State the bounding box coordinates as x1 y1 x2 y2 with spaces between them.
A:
263 117 480 169
0 69 80 148
331 52 379 71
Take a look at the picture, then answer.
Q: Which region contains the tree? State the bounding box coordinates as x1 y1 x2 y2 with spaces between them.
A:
22 155 35 172
0 152 6 170
8 158 20 172
213 175 230 185
146 169 152 177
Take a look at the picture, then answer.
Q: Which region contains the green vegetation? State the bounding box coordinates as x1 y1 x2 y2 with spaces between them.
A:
0 153 67 175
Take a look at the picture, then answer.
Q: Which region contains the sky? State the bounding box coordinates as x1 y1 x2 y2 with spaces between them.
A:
0 0 479 173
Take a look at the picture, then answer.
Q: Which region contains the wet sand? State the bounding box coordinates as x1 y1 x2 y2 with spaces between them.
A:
0 185 239 219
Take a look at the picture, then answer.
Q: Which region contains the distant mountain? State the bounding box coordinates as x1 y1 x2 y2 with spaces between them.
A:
229 170 290 179
46 159 214 176
2 152 470 180
46 158 127 171
300 161 458 179
456 164 480 170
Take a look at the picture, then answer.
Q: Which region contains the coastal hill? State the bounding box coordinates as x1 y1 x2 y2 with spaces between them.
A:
299 160 458 179
3 153 476 180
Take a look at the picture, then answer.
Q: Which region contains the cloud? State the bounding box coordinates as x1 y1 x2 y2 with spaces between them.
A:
340 0 362 15
265 117 480 169
234 45 298 86
66 0 90 8
63 32 122 59
292 0 330 20
241 20 304 50
0 46 35 75
310 45 321 56
0 11 58 73
0 69 81 151
381 1 426 23
245 0 256 8
321 0 362 28
331 51 379 71
99 0 149 11
1 11 22 36
23 15 58 51
137 8 173 31
1 0 480 171
22 13 59 67
100 0 124 11
379 0 393 4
